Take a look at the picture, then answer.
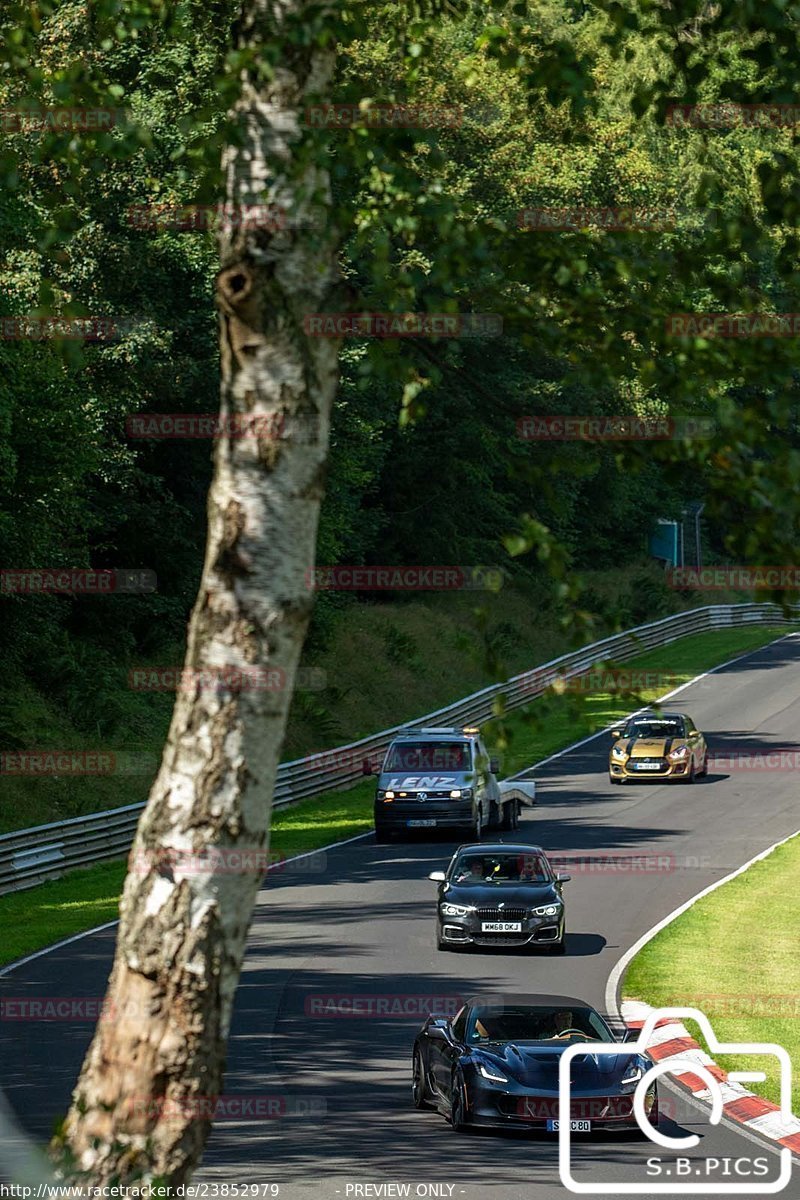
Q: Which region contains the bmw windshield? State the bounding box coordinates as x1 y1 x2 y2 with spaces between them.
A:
450 852 551 885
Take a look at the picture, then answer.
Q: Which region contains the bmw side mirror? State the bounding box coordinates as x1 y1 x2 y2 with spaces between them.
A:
428 870 446 883
556 872 571 883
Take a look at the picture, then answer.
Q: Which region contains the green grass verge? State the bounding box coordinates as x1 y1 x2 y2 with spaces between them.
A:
0 782 374 969
624 832 800 1114
0 623 788 971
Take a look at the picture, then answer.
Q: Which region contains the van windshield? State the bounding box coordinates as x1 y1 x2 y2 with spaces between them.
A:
383 741 472 772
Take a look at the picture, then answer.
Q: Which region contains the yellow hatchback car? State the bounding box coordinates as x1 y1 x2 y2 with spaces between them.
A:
608 711 708 784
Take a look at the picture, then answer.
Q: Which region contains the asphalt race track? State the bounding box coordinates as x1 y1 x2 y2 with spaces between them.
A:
2 634 800 1199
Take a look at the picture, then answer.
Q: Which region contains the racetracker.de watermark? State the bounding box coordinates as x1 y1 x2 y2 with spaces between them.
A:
668 566 800 590
304 994 465 1018
307 566 505 591
121 1094 325 1120
516 668 678 697
0 107 122 133
545 853 683 874
517 415 714 441
128 665 326 693
667 313 800 337
125 413 315 440
0 751 114 776
304 103 462 129
304 313 502 338
130 846 326 876
0 751 158 776
1 316 138 340
1 568 156 594
127 203 286 232
517 206 676 232
667 103 800 129
666 993 800 1018
708 749 800 771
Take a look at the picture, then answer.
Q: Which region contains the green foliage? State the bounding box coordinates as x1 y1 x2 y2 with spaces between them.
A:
2 0 800 804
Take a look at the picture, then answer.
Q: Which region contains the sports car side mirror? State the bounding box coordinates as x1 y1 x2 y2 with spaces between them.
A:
556 872 571 883
428 1018 450 1039
428 870 446 883
621 1028 638 1043
609 729 623 740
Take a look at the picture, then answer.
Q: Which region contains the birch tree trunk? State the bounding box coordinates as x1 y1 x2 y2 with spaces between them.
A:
58 0 341 1184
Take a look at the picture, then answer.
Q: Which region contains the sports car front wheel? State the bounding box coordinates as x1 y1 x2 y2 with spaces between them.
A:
450 1070 469 1132
412 1047 433 1110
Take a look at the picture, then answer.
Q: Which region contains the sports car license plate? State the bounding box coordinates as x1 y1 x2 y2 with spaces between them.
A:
633 760 661 770
481 921 522 932
407 819 436 827
546 1120 591 1132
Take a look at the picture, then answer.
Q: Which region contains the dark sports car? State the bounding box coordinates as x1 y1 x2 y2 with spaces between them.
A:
412 995 658 1135
429 843 569 953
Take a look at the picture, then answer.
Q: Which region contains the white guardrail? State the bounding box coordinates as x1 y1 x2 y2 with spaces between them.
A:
1 602 797 894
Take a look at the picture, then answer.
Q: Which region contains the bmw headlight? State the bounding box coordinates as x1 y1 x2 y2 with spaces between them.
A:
477 1062 508 1083
668 745 688 761
441 903 472 917
532 902 561 917
611 744 627 759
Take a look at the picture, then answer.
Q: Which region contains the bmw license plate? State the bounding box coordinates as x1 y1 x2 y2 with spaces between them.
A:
407 819 436 827
481 921 522 932
546 1120 591 1132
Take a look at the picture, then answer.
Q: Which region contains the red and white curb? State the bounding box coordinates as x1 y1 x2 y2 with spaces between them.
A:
622 999 800 1155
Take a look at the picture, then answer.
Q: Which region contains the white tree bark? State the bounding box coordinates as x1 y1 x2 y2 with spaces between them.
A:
59 0 341 1183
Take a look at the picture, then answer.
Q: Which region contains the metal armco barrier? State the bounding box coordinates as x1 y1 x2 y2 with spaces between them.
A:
1 602 796 894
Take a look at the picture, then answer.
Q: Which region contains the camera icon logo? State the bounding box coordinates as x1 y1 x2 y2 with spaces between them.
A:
557 1007 793 1194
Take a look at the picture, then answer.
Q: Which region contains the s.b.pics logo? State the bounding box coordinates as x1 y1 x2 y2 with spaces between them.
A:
558 1008 793 1194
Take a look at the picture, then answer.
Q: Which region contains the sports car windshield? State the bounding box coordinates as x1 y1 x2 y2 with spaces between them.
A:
624 717 685 739
383 741 472 771
466 1005 614 1044
451 853 551 885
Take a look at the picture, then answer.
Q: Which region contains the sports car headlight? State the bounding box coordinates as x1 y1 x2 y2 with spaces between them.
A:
621 1064 644 1089
477 1062 508 1083
441 903 472 917
611 744 627 759
668 745 689 760
532 902 561 916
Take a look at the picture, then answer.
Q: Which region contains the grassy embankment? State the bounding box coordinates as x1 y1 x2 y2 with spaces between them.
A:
0 621 787 969
624 832 800 1114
